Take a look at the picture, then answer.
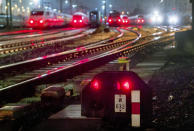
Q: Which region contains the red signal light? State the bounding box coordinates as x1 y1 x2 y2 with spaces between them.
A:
117 82 121 90
91 79 100 90
142 19 144 23
79 20 83 23
122 81 130 90
137 19 140 23
118 19 121 22
116 81 131 91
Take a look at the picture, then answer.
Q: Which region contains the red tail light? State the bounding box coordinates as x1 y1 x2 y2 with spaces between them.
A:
137 19 140 23
118 19 121 22
142 19 144 23
91 79 100 90
79 20 83 23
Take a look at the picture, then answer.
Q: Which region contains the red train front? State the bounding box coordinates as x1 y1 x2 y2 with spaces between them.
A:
108 11 121 27
136 15 145 25
71 12 89 27
27 9 68 29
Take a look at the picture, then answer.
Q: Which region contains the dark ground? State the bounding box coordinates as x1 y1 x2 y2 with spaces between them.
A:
148 49 194 130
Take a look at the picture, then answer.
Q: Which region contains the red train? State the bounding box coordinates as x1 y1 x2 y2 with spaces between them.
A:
27 9 72 28
71 12 89 27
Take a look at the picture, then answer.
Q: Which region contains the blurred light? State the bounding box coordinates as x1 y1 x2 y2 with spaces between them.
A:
102 0 106 4
74 20 77 23
117 82 121 90
30 20 34 24
91 79 100 90
153 10 159 15
72 4 77 8
33 0 39 4
122 81 130 90
168 15 178 25
109 4 112 8
65 0 68 4
102 5 105 10
39 19 44 24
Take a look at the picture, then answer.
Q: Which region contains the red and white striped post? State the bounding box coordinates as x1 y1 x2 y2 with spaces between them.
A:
131 90 141 127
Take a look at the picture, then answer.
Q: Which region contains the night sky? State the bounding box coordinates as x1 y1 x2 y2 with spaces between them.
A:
75 0 142 12
74 0 161 14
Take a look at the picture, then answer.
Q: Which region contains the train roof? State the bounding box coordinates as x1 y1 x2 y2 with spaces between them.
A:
74 12 87 16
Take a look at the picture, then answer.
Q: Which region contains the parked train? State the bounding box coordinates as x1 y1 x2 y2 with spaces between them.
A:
89 11 101 28
107 11 122 26
120 15 129 26
27 9 72 28
71 12 89 27
128 15 145 25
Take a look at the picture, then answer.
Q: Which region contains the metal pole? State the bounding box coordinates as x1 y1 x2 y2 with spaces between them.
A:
192 0 194 29
41 0 44 8
8 0 12 28
70 0 72 14
105 0 107 17
60 0 63 12
6 0 9 27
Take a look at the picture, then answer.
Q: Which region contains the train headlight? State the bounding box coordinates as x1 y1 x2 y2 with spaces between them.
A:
39 19 44 24
168 15 178 25
151 15 163 24
30 20 34 24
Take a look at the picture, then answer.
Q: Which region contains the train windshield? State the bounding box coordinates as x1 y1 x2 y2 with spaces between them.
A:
31 11 44 16
109 12 120 18
73 15 83 20
123 16 128 19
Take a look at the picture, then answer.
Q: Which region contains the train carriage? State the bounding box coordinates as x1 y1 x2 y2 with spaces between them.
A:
107 11 121 27
71 12 89 27
27 9 71 29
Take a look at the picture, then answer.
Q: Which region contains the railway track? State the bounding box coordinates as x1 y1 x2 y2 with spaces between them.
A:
0 28 90 55
0 27 179 105
0 27 82 41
